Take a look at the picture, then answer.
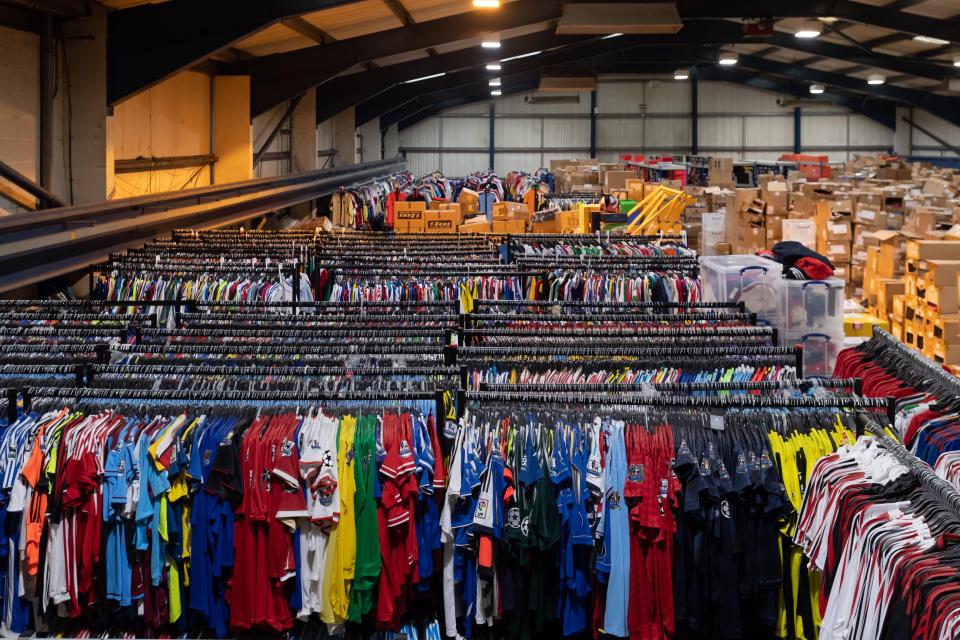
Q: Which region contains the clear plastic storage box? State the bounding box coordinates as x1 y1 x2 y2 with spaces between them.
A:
782 328 845 377
699 255 783 327
780 278 845 337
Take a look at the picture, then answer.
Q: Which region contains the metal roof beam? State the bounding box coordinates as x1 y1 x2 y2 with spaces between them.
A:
108 0 363 105
381 0 414 26
728 53 960 126
244 0 564 116
763 31 948 80
280 16 335 44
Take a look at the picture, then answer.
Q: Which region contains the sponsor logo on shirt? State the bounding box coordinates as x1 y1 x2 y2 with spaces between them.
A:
628 463 644 483
507 507 521 529
719 500 731 519
607 489 622 510
281 439 294 457
203 449 213 466
475 498 489 520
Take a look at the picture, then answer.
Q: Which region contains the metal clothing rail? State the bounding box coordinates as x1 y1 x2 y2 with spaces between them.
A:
477 378 863 395
870 325 960 397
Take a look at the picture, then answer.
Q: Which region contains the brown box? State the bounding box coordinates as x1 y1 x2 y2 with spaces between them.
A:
906 240 960 261
708 158 735 187
932 316 960 345
866 246 879 274
825 220 853 243
492 219 527 235
604 171 635 191
876 280 905 315
626 179 644 201
458 217 492 234
825 241 851 264
891 320 904 342
762 181 789 213
492 201 529 221
926 284 959 311
423 210 459 234
924 260 960 287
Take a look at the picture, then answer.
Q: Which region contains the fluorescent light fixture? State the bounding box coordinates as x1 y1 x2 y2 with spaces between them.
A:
491 90 502 96
819 17 838 23
954 55 960 67
809 83 825 94
481 34 501 48
795 19 822 38
602 33 623 39
867 74 885 85
489 78 501 86
673 68 689 80
500 50 541 62
718 51 738 65
403 72 446 84
472 0 500 7
913 35 950 46
485 63 502 71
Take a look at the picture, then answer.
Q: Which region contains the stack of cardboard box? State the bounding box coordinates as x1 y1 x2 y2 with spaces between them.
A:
491 201 529 234
394 201 427 233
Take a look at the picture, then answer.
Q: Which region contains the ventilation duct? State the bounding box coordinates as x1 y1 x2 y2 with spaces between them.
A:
556 3 682 35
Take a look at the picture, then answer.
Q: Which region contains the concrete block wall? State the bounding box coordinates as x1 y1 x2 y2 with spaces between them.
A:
0 25 40 213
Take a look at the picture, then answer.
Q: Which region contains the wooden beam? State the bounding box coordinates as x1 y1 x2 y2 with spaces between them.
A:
281 16 335 44
381 0 413 26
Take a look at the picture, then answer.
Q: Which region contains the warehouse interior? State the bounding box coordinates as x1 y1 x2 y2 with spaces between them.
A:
2 1 960 639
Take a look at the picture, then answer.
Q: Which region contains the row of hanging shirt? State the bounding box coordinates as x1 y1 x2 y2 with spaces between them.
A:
438 406 859 640
0 402 444 638
328 173 413 229
511 238 696 258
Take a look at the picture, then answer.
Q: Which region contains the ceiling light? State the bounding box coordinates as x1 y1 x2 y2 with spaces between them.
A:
489 78 501 87
809 83 825 94
954 55 960 67
485 63 502 71
491 90 502 96
481 34 501 49
867 74 885 85
913 35 950 46
674 68 689 80
472 0 500 7
718 51 738 66
795 20 822 38
500 51 541 62
403 72 446 84
819 17 838 23
602 33 623 40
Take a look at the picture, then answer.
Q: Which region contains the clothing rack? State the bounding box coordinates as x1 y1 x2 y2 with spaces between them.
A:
476 378 863 394
4 387 446 425
870 325 960 397
856 412 960 519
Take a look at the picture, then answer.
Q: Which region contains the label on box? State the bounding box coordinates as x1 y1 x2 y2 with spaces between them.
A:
853 251 867 263
427 220 454 230
829 223 848 234
397 210 423 221
830 244 847 253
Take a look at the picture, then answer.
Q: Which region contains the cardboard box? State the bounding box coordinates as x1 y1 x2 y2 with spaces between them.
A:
762 181 789 213
825 220 853 243
604 171 635 191
926 284 958 311
700 212 727 256
626 179 644 201
458 216 492 234
876 279 905 315
708 158 735 187
825 242 851 264
782 219 817 247
906 240 960 261
394 200 427 232
423 210 459 234
844 313 890 338
924 260 960 287
866 246 880 274
491 219 527 235
492 201 529 221
854 207 885 227
714 242 732 255
932 316 960 345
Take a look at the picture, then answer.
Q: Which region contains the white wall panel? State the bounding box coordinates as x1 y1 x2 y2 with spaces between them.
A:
699 116 741 148
802 115 847 147
441 152 489 176
405 152 440 176
848 115 894 148
744 115 792 148
441 117 488 147
495 152 543 175
597 82 643 113
645 116 689 148
496 118 541 148
445 102 490 116
644 81 691 113
700 81 783 114
400 120 439 147
599 118 643 148
913 111 960 148
543 118 589 149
